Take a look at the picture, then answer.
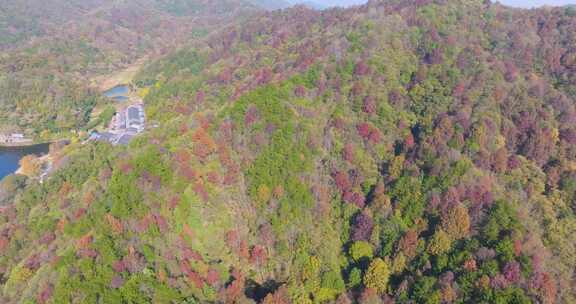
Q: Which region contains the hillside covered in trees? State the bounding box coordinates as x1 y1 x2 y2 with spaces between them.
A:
0 0 263 137
1 0 576 303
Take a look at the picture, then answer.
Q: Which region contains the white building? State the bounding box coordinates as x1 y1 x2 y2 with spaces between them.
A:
126 105 145 132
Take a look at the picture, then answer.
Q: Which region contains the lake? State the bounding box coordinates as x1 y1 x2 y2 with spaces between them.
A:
112 96 129 102
104 85 129 101
0 144 49 180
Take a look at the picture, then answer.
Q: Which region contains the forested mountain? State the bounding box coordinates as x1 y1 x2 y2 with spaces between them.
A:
0 0 263 137
1 0 576 303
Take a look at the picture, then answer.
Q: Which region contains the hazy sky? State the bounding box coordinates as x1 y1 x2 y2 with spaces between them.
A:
306 0 576 8
311 0 366 6
498 0 576 7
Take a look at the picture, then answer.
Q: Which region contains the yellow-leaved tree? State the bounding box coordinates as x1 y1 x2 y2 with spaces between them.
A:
364 258 391 294
18 155 40 177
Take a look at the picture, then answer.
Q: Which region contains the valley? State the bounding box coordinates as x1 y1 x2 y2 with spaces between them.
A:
0 0 262 141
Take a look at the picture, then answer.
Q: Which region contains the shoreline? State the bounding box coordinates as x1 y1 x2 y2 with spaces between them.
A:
0 142 52 181
0 141 50 148
0 138 70 149
14 154 52 176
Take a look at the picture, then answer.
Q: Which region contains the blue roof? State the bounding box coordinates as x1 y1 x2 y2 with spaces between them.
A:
127 107 141 121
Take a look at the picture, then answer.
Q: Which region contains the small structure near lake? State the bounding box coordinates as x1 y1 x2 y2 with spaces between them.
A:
126 104 145 132
0 133 33 145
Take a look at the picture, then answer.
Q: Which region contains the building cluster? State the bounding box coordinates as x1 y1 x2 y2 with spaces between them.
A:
89 103 145 145
0 133 32 145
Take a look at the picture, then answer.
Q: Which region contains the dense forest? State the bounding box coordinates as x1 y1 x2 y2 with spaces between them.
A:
1 0 576 303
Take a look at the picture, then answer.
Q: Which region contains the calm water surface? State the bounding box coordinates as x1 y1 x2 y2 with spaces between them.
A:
0 144 49 180
103 85 129 99
112 96 129 102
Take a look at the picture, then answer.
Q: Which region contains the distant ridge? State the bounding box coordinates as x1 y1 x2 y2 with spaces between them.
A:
248 0 292 9
299 1 329 9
